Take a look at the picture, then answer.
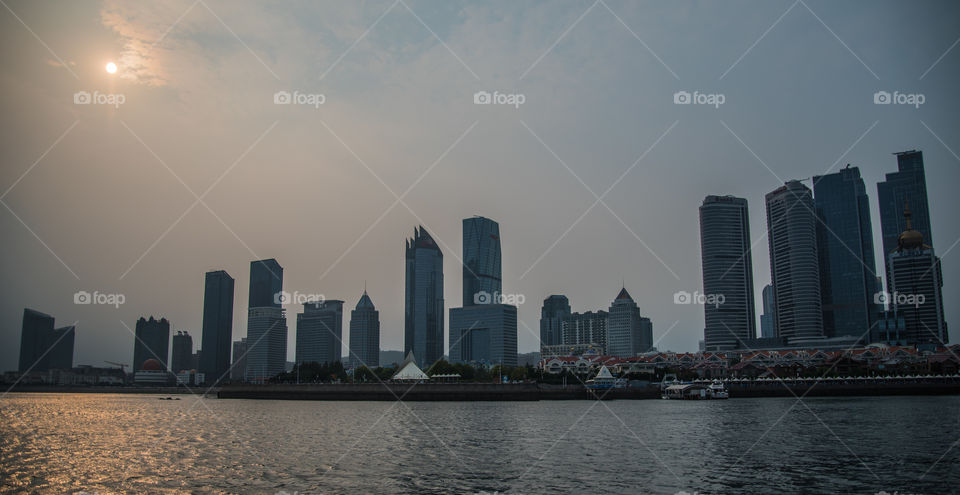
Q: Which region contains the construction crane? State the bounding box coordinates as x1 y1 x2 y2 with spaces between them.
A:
104 361 128 374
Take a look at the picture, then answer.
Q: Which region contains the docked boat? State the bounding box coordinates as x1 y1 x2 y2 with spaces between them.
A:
661 380 729 400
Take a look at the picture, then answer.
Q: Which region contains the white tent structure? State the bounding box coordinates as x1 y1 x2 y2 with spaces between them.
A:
392 351 429 382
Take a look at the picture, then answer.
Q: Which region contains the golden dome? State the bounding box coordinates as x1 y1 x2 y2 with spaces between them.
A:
896 201 926 251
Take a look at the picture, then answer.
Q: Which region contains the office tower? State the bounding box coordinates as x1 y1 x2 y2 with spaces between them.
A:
200 270 235 383
404 227 444 366
561 311 608 353
348 290 380 368
606 288 653 357
230 338 248 381
540 295 571 348
449 304 518 367
813 166 881 340
699 195 757 350
133 316 170 371
171 331 193 373
462 216 502 306
878 151 934 287
766 180 824 344
296 299 344 365
887 205 948 346
18 309 74 372
760 284 777 338
245 259 287 383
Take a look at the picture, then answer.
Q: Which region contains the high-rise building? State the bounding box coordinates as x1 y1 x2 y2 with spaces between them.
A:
606 288 653 357
449 304 518 367
760 284 777 338
561 311 608 353
766 180 824 344
296 299 344 365
699 195 756 350
245 259 287 383
200 270 234 383
348 290 380 369
462 216 502 306
404 227 444 366
133 316 170 371
230 338 248 381
886 205 948 346
171 331 193 373
813 166 880 340
539 295 571 348
878 150 934 288
18 309 74 372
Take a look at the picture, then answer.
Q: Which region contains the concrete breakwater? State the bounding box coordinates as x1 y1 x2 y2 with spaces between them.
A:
218 383 662 401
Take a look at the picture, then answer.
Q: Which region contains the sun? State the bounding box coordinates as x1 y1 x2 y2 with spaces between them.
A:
105 62 117 74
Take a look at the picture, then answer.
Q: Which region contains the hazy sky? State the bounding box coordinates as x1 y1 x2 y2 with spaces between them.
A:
2 0 958 371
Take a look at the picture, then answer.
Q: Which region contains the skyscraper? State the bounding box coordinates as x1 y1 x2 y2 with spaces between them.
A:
561 311 608 353
699 195 756 350
606 288 653 357
766 180 824 344
539 295 571 348
171 331 193 373
449 304 518 367
133 316 170 371
813 166 880 340
296 299 344 365
887 205 948 346
404 227 444 366
18 309 74 372
878 151 934 282
245 259 287 383
462 216 502 306
348 290 380 369
230 338 248 381
760 284 777 338
200 270 234 383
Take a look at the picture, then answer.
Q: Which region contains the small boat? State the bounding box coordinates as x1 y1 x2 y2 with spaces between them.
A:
661 380 729 400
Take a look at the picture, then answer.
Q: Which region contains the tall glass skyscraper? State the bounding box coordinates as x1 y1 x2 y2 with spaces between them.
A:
760 284 776 338
200 269 234 383
133 316 170 371
349 291 380 368
449 304 518 366
296 300 344 366
245 258 287 383
18 308 74 372
878 150 934 286
462 216 502 306
404 227 444 366
813 166 880 340
766 181 824 344
606 287 653 357
171 331 193 373
539 295 571 348
699 195 756 350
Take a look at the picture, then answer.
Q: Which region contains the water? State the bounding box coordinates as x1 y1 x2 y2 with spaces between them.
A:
1 393 958 494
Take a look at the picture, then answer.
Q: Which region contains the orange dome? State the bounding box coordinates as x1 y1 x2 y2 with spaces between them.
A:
141 358 164 371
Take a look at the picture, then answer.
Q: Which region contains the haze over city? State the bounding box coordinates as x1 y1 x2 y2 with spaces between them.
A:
2 0 958 371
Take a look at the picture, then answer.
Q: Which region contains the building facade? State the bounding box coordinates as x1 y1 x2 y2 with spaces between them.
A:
539 295 571 348
18 309 74 372
133 316 170 371
766 180 824 344
760 284 777 339
230 338 247 381
448 304 518 367
296 299 344 365
171 331 193 373
699 195 757 350
462 216 502 306
878 150 934 288
404 227 444 366
606 288 653 357
561 311 608 353
245 259 286 383
348 291 380 369
200 269 234 383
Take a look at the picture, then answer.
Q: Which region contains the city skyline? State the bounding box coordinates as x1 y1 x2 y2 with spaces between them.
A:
2 1 959 372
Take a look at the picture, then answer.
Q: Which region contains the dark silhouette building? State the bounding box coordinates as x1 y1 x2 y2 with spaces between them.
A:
349 290 380 368
539 295 571 348
133 316 170 371
245 259 287 383
18 308 74 372
607 288 653 357
200 269 235 383
248 259 283 309
462 216 502 306
404 227 444 366
296 299 344 366
878 150 934 287
171 330 194 373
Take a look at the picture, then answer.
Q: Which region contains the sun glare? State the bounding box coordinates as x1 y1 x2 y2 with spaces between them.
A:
105 62 117 74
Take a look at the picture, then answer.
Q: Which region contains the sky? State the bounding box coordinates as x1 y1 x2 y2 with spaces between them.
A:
1 0 958 371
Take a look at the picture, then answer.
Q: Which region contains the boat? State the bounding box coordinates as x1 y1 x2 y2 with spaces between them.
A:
661 380 729 400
